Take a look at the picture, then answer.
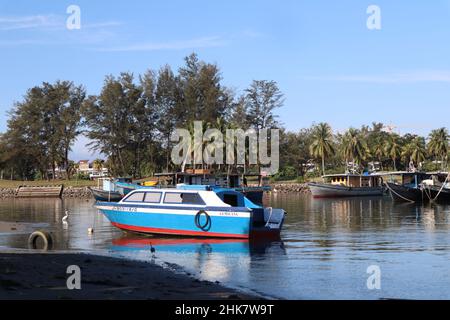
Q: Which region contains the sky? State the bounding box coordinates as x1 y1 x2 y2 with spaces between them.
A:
0 0 449 161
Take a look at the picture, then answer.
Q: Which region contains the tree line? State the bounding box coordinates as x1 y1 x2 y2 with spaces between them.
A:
0 53 448 181
279 122 449 181
0 53 284 180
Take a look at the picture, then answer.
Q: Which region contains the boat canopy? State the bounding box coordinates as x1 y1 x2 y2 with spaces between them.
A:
213 188 261 209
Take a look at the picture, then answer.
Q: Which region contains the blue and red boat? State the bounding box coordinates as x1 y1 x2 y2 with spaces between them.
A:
95 187 285 239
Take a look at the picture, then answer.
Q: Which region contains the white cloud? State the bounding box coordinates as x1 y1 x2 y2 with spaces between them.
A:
94 36 227 52
0 14 121 47
0 14 122 32
0 15 61 31
303 70 450 84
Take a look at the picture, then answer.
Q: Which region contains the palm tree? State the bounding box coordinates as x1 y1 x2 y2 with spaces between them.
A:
309 123 335 176
66 161 79 180
402 137 426 170
372 137 386 171
385 134 401 171
341 128 370 172
93 159 104 173
428 128 449 170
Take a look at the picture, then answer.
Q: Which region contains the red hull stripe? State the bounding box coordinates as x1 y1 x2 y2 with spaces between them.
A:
111 222 249 239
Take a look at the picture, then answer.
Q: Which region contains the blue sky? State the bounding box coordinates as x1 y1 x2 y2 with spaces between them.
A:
1 0 449 160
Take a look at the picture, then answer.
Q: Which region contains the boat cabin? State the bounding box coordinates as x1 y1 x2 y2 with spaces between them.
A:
381 172 431 188
153 171 269 188
323 174 383 188
119 188 259 209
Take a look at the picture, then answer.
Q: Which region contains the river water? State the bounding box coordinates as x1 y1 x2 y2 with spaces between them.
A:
0 194 449 299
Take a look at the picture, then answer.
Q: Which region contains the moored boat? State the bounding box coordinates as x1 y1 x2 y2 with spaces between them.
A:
383 172 431 203
95 187 286 239
89 187 123 202
422 172 450 202
89 177 125 202
308 174 384 198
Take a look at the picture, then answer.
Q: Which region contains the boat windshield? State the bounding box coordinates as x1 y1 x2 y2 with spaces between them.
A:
163 192 205 205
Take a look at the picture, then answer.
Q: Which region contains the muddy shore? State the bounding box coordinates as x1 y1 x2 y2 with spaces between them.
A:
0 252 260 300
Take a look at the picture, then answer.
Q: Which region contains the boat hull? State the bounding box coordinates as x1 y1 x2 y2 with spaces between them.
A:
308 182 384 198
425 185 450 202
386 182 425 202
96 202 265 239
89 188 123 202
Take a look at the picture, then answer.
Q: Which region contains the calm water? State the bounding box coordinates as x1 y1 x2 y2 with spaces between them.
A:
1 194 449 299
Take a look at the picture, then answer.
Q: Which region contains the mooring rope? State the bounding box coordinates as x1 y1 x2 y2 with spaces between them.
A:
427 172 450 202
384 182 416 203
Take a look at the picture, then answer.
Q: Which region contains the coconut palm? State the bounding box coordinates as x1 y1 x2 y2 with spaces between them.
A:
341 128 370 172
402 137 426 170
93 159 104 172
385 134 401 171
372 137 386 171
309 123 335 176
66 161 79 180
428 128 449 170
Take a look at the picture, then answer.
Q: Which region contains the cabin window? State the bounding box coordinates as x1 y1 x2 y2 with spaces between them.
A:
163 192 205 205
143 192 162 203
123 192 145 202
222 194 239 207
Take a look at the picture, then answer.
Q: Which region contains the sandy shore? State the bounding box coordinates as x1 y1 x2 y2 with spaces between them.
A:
0 252 260 300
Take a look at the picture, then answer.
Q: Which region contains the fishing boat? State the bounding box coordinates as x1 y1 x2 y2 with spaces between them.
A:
308 174 384 198
383 172 431 203
422 172 450 202
89 177 129 202
89 187 123 202
95 187 286 239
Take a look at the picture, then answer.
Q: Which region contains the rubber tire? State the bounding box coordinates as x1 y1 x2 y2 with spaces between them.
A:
195 210 211 232
28 230 53 250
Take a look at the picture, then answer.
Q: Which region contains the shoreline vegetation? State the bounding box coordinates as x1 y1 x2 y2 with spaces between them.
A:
0 180 311 198
0 252 260 300
0 53 447 184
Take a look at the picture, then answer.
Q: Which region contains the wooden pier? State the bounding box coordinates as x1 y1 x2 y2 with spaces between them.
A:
15 185 64 198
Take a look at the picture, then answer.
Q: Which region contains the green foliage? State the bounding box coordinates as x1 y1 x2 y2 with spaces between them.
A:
272 166 297 181
309 123 335 176
2 81 85 180
0 54 448 182
73 172 90 180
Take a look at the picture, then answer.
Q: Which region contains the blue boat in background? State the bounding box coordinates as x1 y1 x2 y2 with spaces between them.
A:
95 186 285 239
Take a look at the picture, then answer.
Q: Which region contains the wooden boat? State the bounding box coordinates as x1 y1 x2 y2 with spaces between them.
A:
422 172 450 202
95 187 285 239
308 174 384 198
425 184 450 202
89 187 123 202
383 172 431 203
89 177 128 202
